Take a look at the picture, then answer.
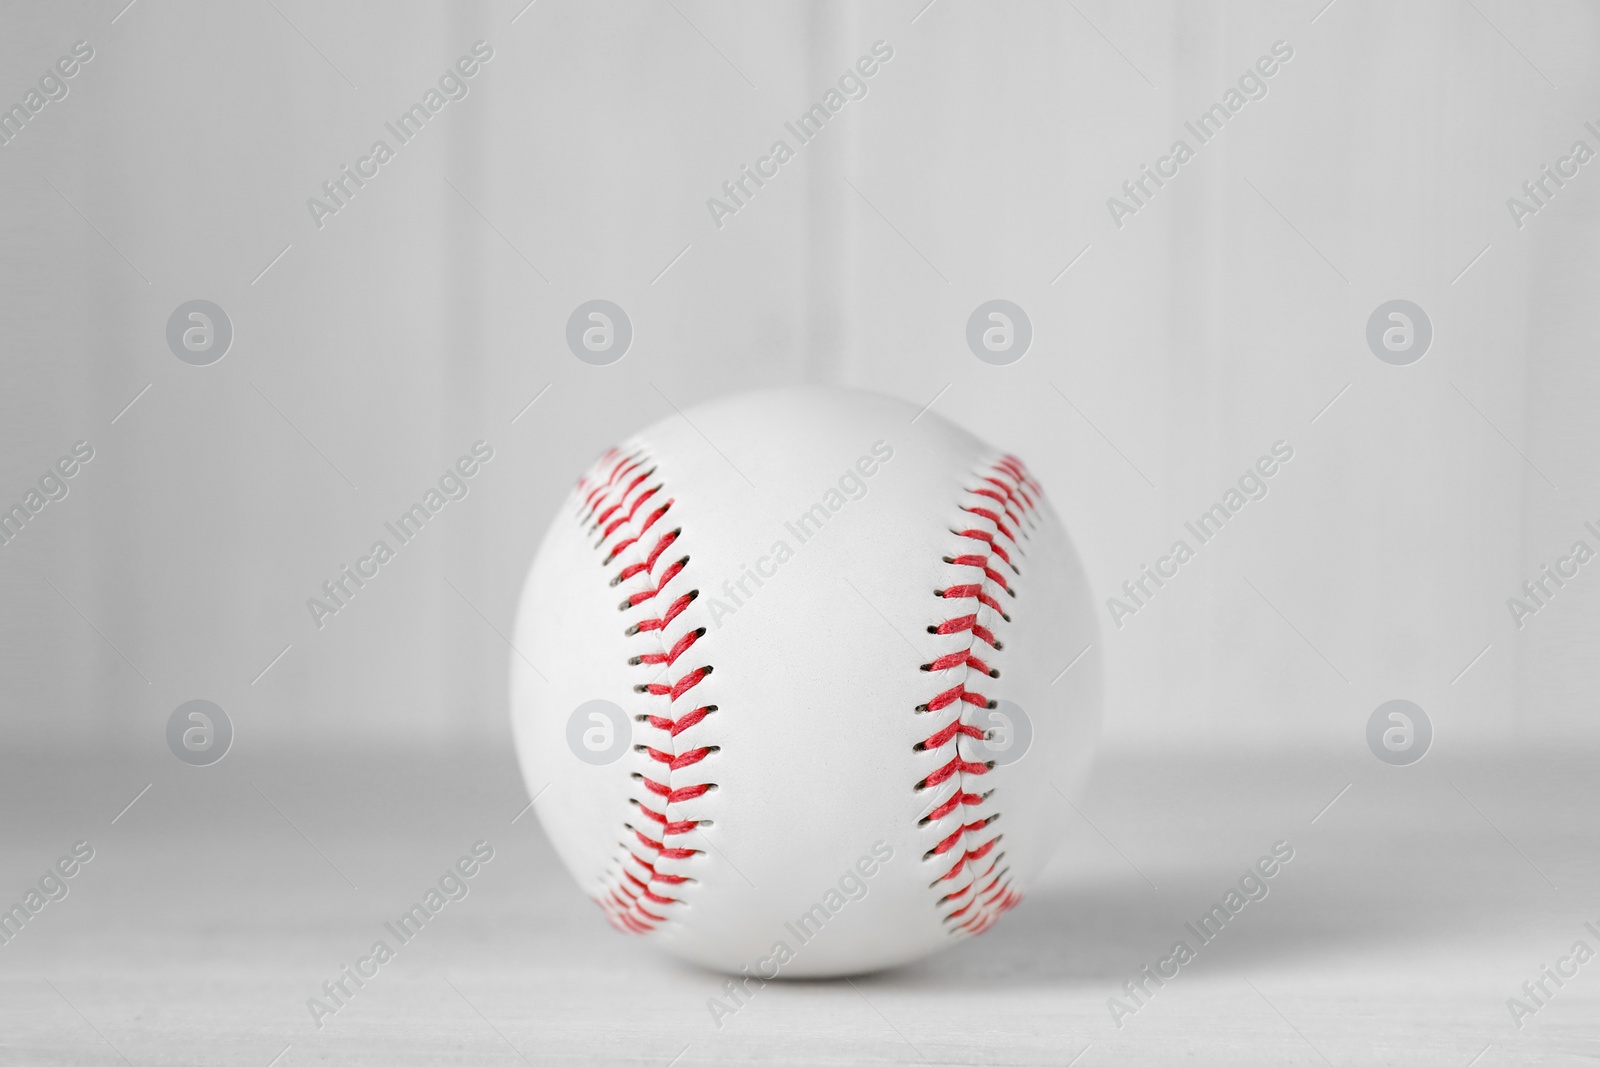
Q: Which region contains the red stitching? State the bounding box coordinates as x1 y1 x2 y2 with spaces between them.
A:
630 627 704 668
914 720 988 750
954 529 1016 571
636 664 712 701
960 506 1017 544
627 828 699 860
631 804 700 837
980 473 1034 529
622 556 688 608
919 789 991 824
928 614 1001 649
926 816 1000 858
637 743 716 770
627 591 695 635
918 754 992 791
613 528 681 583
943 553 1014 591
917 454 1041 934
577 448 629 508
582 447 1042 938
923 650 997 676
932 837 1000 883
635 775 713 804
938 584 1009 618
600 482 660 539
916 684 992 715
573 448 718 934
603 499 673 565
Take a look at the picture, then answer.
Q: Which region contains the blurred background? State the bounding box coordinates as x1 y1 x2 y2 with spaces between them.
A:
6 2 1600 1063
7 0 1599 760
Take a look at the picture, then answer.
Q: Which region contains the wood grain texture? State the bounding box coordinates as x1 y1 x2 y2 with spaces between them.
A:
1 742 1595 1065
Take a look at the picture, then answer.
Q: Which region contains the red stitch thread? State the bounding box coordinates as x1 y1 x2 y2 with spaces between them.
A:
578 449 635 513
918 754 994 791
630 627 705 668
927 614 1001 649
916 683 994 715
592 471 647 529
938 584 1010 618
931 837 1000 884
622 555 687 608
942 554 1014 592
601 483 660 539
917 454 1042 935
980 474 1034 528
614 528 682 584
925 816 1000 859
919 789 991 824
640 705 716 735
636 665 712 701
923 650 997 676
628 827 700 860
603 498 673 564
626 591 696 635
634 775 714 804
576 447 719 935
954 529 1017 571
914 720 988 750
638 744 717 770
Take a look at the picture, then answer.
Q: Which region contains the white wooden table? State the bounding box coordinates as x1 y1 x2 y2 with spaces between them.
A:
2 742 1594 1065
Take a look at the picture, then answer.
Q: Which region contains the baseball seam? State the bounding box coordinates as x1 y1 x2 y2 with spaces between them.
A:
916 454 1041 936
576 446 715 934
573 445 1041 943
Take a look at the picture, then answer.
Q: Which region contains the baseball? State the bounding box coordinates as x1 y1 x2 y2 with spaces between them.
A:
510 387 1100 977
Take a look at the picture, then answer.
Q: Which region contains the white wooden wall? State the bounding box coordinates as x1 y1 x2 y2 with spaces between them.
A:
2 0 1596 752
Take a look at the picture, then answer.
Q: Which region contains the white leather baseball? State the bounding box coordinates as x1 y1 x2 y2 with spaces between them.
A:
510 387 1100 977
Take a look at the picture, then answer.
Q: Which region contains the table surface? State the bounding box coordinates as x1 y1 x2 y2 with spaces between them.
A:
1 740 1596 1066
